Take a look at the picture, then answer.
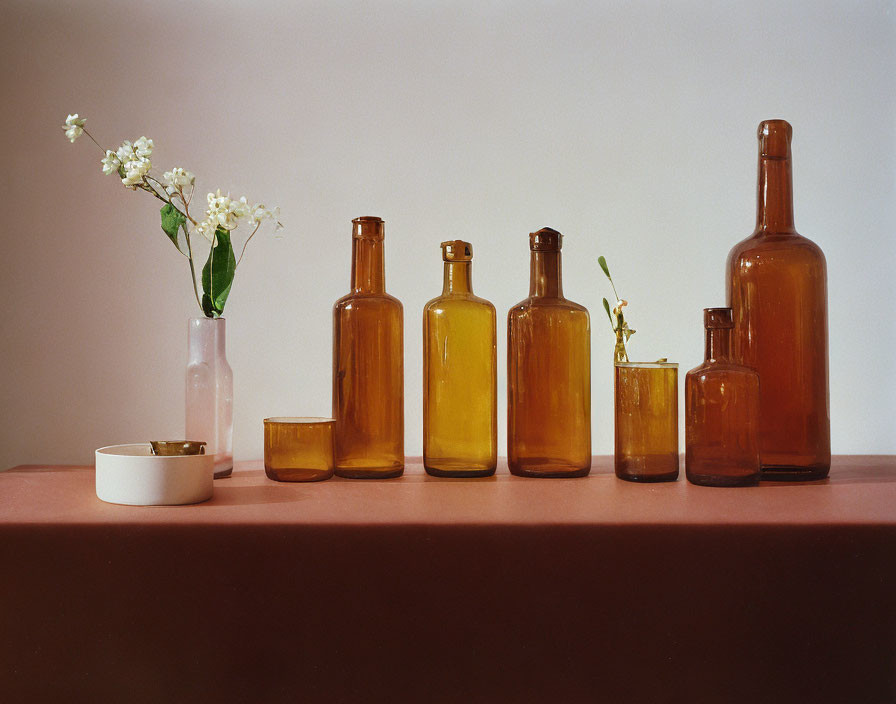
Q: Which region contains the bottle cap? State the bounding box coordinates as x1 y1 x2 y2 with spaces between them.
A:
529 227 563 251
704 307 734 329
352 216 385 239
441 240 473 261
758 119 792 159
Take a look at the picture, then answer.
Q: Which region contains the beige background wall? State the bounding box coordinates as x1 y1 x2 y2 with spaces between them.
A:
1 0 894 469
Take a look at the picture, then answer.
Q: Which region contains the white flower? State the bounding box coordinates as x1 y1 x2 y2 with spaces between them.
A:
231 196 251 220
249 204 282 230
101 150 121 175
163 167 195 193
250 203 271 224
133 136 154 158
191 218 218 245
121 156 151 188
205 189 243 231
63 113 86 142
116 140 134 163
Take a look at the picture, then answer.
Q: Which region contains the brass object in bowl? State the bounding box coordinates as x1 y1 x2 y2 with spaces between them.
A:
150 441 207 456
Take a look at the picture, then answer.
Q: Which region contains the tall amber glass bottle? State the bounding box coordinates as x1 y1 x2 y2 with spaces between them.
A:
685 308 760 487
726 120 830 480
332 216 404 478
423 240 497 477
508 227 591 477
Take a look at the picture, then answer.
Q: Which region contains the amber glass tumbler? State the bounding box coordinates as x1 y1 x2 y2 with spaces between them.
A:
423 240 497 477
264 417 335 482
685 309 760 487
614 362 679 482
333 217 404 479
508 228 591 477
726 120 830 480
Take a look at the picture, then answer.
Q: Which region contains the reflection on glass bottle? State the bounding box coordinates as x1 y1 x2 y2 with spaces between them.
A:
507 228 591 477
685 308 760 487
423 240 497 476
726 120 830 480
332 217 404 478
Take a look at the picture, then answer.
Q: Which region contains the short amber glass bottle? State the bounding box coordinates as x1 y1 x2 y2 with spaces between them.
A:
423 240 497 477
507 227 591 477
685 309 760 487
332 217 404 478
726 120 830 480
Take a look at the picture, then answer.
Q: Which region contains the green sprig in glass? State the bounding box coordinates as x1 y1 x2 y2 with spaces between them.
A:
599 255 636 363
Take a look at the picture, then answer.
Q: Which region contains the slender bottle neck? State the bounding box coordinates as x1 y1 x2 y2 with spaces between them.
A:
188 317 225 360
756 155 795 234
351 237 385 293
705 327 732 363
529 251 563 297
443 261 473 295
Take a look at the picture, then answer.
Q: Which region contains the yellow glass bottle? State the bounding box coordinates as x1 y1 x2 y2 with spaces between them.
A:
332 217 404 479
507 227 591 477
423 240 497 477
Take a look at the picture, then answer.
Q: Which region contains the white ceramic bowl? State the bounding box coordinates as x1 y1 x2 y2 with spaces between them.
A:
95 444 214 506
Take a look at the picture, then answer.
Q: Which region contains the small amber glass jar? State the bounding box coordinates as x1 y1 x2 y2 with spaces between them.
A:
264 417 335 482
614 362 679 482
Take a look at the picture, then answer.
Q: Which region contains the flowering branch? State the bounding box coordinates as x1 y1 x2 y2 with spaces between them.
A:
62 113 283 318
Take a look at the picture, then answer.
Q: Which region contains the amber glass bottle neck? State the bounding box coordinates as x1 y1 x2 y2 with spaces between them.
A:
443 261 473 295
351 237 385 293
530 251 563 297
705 327 732 363
756 155 795 234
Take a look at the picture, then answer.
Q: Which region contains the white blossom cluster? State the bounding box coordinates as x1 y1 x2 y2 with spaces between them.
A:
99 137 154 188
191 189 281 244
162 167 195 193
63 114 86 142
63 113 282 249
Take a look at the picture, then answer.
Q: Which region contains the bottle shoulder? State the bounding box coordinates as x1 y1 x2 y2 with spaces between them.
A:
509 296 589 316
727 230 826 268
686 360 759 381
335 291 403 312
424 293 495 313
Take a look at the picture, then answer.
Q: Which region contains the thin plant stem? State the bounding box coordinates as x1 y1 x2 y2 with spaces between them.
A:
81 128 105 153
236 222 262 268
181 220 203 312
608 277 620 305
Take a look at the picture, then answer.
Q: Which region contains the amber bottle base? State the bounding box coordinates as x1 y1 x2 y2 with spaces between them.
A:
760 464 830 482
616 470 679 483
686 471 759 487
265 468 333 482
425 464 496 478
335 466 404 480
214 467 233 479
508 463 591 478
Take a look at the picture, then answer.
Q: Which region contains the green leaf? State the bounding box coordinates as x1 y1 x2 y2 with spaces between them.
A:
598 255 612 281
602 297 614 328
160 203 186 252
201 227 236 316
201 293 215 318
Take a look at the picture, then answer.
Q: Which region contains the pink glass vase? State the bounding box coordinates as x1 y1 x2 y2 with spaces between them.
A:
186 317 233 478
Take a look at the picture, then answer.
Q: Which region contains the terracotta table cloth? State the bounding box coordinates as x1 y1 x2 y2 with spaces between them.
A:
1 456 894 703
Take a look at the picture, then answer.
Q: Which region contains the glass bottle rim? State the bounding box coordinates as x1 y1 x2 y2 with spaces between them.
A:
614 361 678 369
264 417 335 425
